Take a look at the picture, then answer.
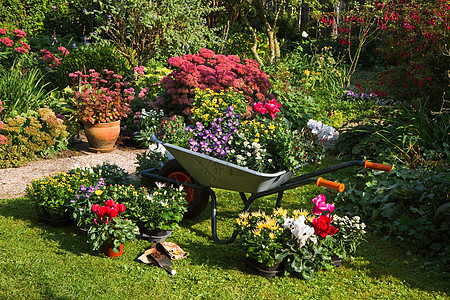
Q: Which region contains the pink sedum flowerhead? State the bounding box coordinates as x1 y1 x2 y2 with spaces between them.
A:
0 28 6 35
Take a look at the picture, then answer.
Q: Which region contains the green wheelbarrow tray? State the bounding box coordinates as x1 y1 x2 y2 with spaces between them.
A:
141 135 393 244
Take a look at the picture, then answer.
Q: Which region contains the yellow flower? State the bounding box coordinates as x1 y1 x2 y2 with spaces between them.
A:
95 190 103 196
253 138 259 143
304 69 311 77
273 207 288 217
269 124 275 131
269 232 276 240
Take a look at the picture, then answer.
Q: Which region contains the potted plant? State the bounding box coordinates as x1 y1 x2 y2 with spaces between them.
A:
127 182 187 242
26 171 97 226
69 178 106 233
87 199 139 257
235 195 367 279
235 209 287 278
69 69 135 153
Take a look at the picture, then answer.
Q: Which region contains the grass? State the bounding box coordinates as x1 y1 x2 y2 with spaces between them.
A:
1 159 449 299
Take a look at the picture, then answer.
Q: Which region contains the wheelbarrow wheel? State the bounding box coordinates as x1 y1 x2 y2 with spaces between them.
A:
158 159 209 219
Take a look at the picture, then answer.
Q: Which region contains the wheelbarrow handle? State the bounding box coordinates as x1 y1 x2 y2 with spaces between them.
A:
364 161 393 172
316 177 345 192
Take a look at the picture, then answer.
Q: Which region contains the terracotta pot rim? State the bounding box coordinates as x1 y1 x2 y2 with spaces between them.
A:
83 120 121 127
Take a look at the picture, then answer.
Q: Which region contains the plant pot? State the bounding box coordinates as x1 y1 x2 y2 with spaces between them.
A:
83 120 120 153
244 256 284 278
103 243 123 257
35 208 73 227
139 228 173 243
331 255 342 267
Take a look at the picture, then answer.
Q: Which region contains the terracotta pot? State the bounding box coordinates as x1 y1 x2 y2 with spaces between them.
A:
83 120 120 153
103 243 123 257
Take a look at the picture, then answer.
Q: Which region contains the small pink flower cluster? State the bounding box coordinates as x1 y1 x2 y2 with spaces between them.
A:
157 48 276 116
0 27 31 54
311 194 335 216
91 199 126 225
40 47 70 70
253 99 281 119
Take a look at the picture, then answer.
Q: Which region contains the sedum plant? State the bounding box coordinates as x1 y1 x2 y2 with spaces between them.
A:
156 48 276 116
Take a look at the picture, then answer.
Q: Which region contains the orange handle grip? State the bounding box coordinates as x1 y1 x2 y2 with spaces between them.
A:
316 177 345 192
364 161 393 172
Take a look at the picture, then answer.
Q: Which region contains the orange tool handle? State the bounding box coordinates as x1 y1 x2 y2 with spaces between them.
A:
316 177 345 192
364 161 393 173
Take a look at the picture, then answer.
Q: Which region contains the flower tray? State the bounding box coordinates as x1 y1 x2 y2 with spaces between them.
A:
244 257 284 278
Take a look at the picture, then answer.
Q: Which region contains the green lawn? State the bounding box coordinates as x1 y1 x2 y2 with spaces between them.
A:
1 164 448 299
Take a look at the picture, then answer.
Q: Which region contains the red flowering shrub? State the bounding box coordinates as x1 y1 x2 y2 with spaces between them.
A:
156 48 276 117
0 27 31 68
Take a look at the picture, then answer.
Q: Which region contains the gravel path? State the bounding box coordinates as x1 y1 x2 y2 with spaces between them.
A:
0 139 146 199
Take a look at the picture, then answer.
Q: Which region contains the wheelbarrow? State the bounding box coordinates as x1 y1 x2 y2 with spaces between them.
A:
141 136 393 244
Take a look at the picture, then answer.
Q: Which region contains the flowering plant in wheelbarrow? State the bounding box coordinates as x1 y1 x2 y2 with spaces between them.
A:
235 194 366 279
155 88 324 173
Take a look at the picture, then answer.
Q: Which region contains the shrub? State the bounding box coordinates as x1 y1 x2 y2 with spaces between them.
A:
156 48 276 117
335 166 450 255
335 99 449 170
0 65 51 120
90 0 219 66
0 108 69 158
56 44 129 89
27 170 99 215
0 27 32 68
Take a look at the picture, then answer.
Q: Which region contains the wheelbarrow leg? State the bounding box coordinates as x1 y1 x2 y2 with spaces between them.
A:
209 187 239 244
275 192 284 208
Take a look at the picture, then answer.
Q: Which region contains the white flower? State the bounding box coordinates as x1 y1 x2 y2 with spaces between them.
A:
302 31 308 38
284 215 317 247
155 182 165 189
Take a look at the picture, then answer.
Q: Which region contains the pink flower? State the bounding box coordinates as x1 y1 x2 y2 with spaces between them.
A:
0 28 6 35
168 56 184 68
253 101 267 114
0 134 7 145
264 99 281 119
199 48 215 59
134 65 145 74
311 194 335 215
13 29 26 38
0 37 14 47
58 46 70 56
92 204 100 212
20 41 30 50
15 47 27 53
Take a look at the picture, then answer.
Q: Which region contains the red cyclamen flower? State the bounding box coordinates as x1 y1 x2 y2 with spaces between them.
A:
312 215 338 238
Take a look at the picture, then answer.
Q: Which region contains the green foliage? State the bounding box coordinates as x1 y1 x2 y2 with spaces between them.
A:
91 0 219 66
135 150 168 173
105 183 187 231
335 99 449 169
268 45 360 129
0 0 62 35
336 166 450 254
56 44 129 89
89 162 132 186
0 64 52 120
26 170 98 215
87 212 139 253
0 108 69 158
